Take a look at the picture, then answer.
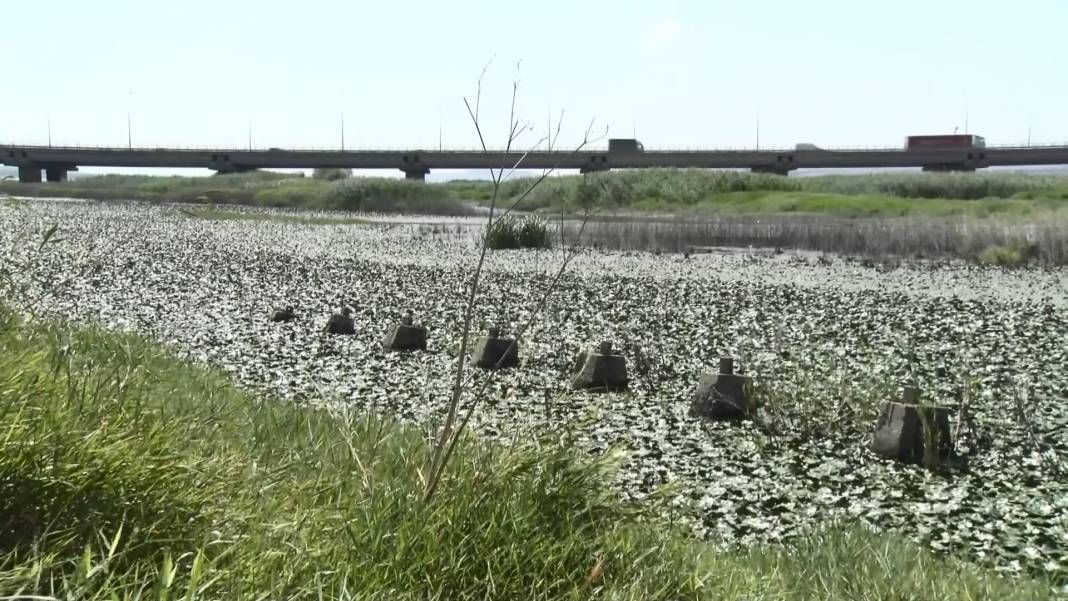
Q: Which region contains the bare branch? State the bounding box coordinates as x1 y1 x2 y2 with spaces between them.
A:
426 58 601 502
425 212 594 501
475 56 495 126
463 97 489 154
490 122 608 225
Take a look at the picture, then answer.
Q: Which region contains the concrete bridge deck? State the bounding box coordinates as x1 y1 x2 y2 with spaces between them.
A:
4 142 1068 182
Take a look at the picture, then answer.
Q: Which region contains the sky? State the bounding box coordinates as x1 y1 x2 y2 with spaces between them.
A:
2 0 1067 160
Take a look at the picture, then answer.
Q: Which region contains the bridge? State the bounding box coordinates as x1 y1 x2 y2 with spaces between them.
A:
4 140 1068 182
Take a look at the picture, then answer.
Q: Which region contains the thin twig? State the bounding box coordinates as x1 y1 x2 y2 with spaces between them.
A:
430 69 515 479
426 61 600 502
425 212 592 501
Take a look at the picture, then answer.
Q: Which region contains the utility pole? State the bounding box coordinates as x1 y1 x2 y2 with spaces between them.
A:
127 91 132 149
756 113 760 151
46 105 52 147
340 94 346 151
963 92 969 135
247 117 252 151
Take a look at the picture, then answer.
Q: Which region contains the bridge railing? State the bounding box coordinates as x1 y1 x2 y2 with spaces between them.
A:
4 141 1068 153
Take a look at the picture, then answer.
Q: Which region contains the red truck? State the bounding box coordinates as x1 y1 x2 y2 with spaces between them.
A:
905 134 986 150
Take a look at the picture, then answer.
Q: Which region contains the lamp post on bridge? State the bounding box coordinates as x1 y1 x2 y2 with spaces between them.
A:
340 94 346 151
127 91 133 149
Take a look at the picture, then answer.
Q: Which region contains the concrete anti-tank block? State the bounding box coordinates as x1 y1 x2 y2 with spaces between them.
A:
691 357 752 419
270 306 296 323
383 313 428 352
470 327 519 369
571 341 628 392
871 385 953 464
323 307 356 335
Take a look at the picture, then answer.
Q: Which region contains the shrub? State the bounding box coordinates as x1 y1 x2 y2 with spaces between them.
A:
977 242 1038 267
487 216 551 250
487 216 521 249
518 216 552 248
322 178 472 216
312 168 352 181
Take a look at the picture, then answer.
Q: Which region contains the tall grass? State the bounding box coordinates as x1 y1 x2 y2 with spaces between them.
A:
0 172 474 216
487 215 552 249
496 169 1068 213
0 309 1056 599
565 214 1068 264
320 178 472 215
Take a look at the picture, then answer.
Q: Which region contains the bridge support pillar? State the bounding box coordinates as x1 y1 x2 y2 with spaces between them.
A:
45 167 69 182
402 167 429 182
18 166 42 183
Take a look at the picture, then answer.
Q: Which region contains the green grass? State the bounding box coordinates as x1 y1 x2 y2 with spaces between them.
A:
0 172 474 217
486 215 553 249
175 206 368 225
5 169 1068 219
977 242 1040 267
443 179 497 202
680 190 1059 217
0 307 1059 599
494 169 1068 217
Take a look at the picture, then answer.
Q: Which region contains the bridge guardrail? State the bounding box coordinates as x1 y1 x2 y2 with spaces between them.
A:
4 141 1068 153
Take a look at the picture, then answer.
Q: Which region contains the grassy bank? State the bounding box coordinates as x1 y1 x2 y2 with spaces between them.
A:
496 169 1068 217
5 170 1068 219
0 308 1059 599
0 171 474 217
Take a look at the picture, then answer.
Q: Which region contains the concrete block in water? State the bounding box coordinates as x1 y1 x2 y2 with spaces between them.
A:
270 306 296 323
871 385 953 464
383 314 428 352
571 341 628 392
691 357 752 420
471 327 518 369
323 307 356 335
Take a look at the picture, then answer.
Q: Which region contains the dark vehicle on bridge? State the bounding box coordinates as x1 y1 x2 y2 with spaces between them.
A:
905 134 986 150
608 138 644 153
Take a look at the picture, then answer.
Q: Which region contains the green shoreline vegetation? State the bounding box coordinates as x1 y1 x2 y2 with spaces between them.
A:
173 206 369 225
3 168 1068 218
497 169 1068 217
1 308 1061 598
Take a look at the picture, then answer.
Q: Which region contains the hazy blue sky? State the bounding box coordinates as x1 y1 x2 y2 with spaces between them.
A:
3 0 1066 153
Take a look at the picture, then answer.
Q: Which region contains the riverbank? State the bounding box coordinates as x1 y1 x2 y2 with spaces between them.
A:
0 171 474 216
6 169 1068 264
4 169 1068 219
1 307 1059 599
